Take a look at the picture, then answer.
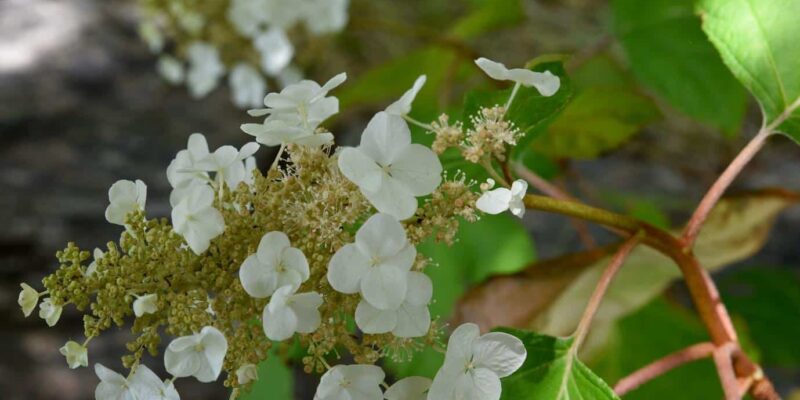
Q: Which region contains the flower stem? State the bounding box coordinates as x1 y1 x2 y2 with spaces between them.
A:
614 342 716 396
403 114 434 131
271 144 286 171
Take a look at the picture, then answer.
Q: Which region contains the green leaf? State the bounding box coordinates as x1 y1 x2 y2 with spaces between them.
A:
449 0 524 39
239 350 294 400
498 328 620 400
612 0 747 135
699 0 800 141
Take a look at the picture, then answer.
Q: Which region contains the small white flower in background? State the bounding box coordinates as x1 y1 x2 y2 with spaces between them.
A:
133 293 158 317
105 179 147 226
239 231 310 298
327 213 416 310
276 65 303 87
236 363 258 385
85 247 104 276
59 340 88 369
95 363 179 400
254 27 294 76
355 271 432 338
428 323 526 400
194 141 259 189
385 75 426 116
165 326 228 383
476 179 528 218
171 185 226 255
139 21 164 53
384 376 432 400
230 63 267 109
158 55 185 85
314 364 385 400
302 0 350 34
475 57 560 97
227 0 270 37
338 112 442 220
263 0 304 30
262 285 323 341
18 283 39 317
186 42 225 98
39 298 62 327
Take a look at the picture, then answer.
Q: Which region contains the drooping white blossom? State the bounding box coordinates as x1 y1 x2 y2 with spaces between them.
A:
186 42 225 98
236 363 259 385
262 285 323 341
105 179 147 226
59 340 88 369
95 364 179 400
354 271 432 338
338 112 442 220
474 57 560 97
239 231 310 298
314 364 385 400
171 185 225 255
384 376 432 400
18 283 39 317
428 323 526 400
476 179 527 218
327 213 416 310
254 28 294 76
39 298 62 327
230 63 267 109
86 247 104 276
194 141 259 189
385 75 426 116
133 293 158 317
164 326 228 383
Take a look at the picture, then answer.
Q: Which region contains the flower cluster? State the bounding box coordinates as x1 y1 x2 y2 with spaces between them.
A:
19 57 558 399
139 0 349 108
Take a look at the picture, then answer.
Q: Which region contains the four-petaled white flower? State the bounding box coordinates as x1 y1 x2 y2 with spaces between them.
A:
476 179 528 218
262 285 323 341
327 213 416 310
355 271 432 338
59 340 88 369
133 293 158 317
95 363 179 400
186 42 225 98
239 231 310 298
164 326 228 383
428 323 526 400
236 363 259 385
314 364 385 400
39 298 63 327
194 142 260 189
105 179 147 226
385 75 426 117
171 185 226 255
384 376 432 400
86 247 104 276
167 133 211 192
338 112 442 220
474 57 560 97
230 63 267 109
18 283 39 317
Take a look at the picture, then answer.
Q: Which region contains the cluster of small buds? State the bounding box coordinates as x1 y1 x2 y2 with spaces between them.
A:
430 114 465 155
461 105 521 163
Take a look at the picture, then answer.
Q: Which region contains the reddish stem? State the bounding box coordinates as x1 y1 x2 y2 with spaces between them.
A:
614 342 716 396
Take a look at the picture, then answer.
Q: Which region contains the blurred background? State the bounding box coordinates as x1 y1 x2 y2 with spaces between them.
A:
1 0 799 399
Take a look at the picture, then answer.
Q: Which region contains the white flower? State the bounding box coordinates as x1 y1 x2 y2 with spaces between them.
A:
39 298 62 327
263 0 304 30
385 75 426 116
428 323 526 400
243 156 257 186
474 57 560 97
164 326 228 383
227 0 270 37
262 285 323 341
171 185 226 255
254 28 294 76
59 340 88 369
158 56 185 85
476 179 527 218
338 112 442 220
186 42 225 98
105 179 147 226
86 247 104 276
139 21 164 53
355 271 431 338
242 113 333 147
327 213 416 310
236 363 258 385
167 133 212 194
18 283 39 317
194 142 260 189
314 364 384 400
384 376 432 400
133 293 158 317
230 63 267 109
239 231 310 298
301 0 349 34
95 364 179 400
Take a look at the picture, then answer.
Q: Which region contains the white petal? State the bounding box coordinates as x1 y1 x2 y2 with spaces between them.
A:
327 243 370 294
282 247 310 283
359 112 411 166
380 244 416 273
507 69 560 96
133 294 158 317
263 298 298 341
445 323 481 366
355 213 408 259
229 63 267 109
385 75 426 116
388 144 442 196
318 72 347 96
239 254 277 298
510 179 528 196
345 365 385 399
197 326 227 382
337 147 383 193
392 304 430 338
164 347 201 378
254 28 294 76
427 365 459 400
362 176 418 220
476 188 512 215
454 368 501 400
355 300 397 333
404 271 432 306
473 332 527 378
237 364 259 385
361 264 407 310
256 231 291 265
290 292 323 333
384 376 432 400
187 133 210 160
475 58 511 81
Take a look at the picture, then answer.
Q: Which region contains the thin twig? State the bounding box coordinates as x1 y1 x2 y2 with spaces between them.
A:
713 343 741 400
614 342 716 396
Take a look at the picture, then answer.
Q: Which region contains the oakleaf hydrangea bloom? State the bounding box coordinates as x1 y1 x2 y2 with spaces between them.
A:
230 63 268 108
133 293 158 317
476 179 527 218
171 185 226 255
39 298 62 327
254 27 294 76
428 323 527 400
338 112 442 220
164 326 228 383
384 376 432 400
262 285 323 341
105 179 147 226
18 283 39 317
355 271 432 338
95 364 179 400
59 340 88 369
194 141 260 189
236 363 258 385
314 364 385 400
239 231 310 298
475 57 560 97
385 75 426 116
186 42 225 98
